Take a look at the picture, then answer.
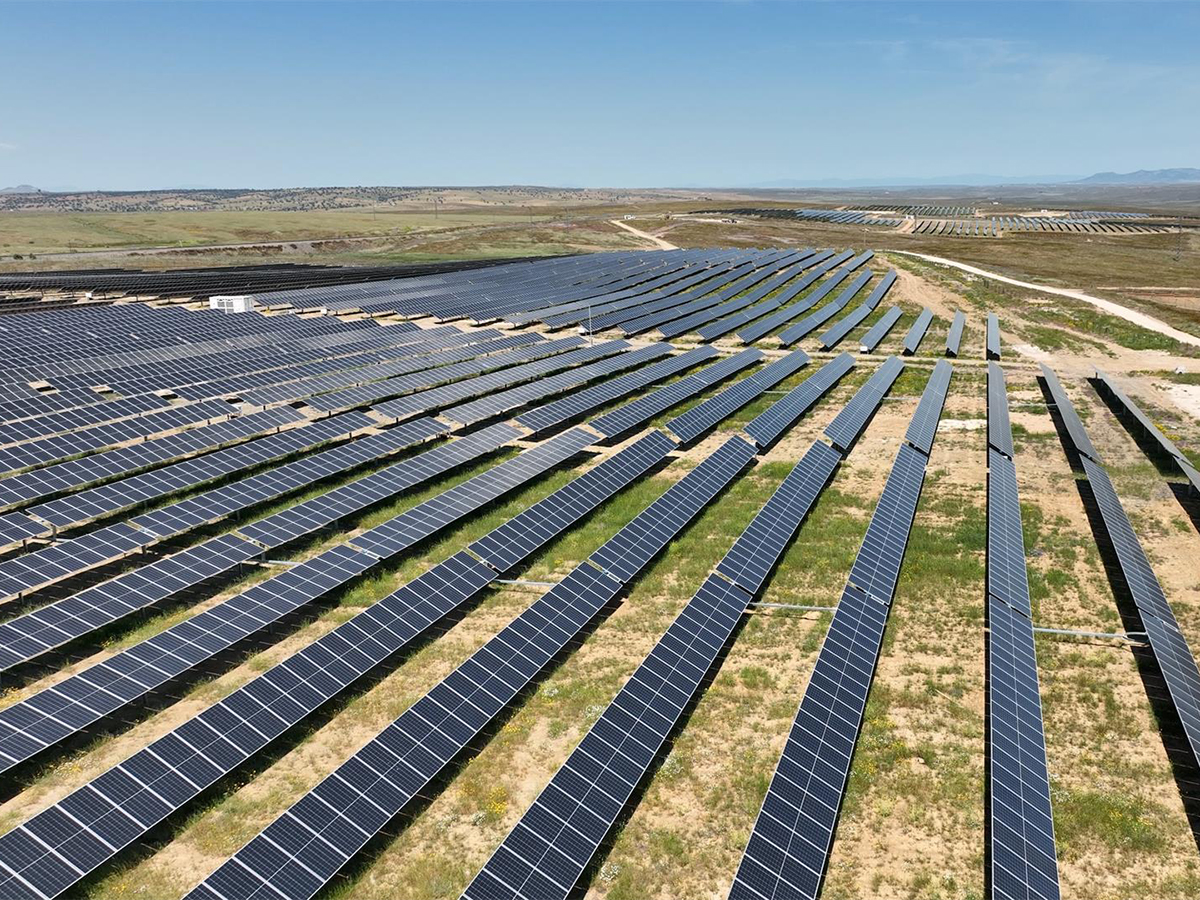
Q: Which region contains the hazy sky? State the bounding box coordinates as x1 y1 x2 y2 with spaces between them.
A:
2 1 1197 190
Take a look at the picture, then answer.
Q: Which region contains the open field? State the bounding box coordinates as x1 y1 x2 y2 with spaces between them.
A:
0 243 1196 900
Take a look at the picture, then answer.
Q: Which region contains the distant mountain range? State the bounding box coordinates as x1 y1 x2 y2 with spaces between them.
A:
1074 168 1200 184
0 184 39 194
744 168 1200 189
744 174 1081 188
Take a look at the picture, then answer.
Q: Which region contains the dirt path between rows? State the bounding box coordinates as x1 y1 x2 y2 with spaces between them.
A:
609 219 678 250
890 249 1200 349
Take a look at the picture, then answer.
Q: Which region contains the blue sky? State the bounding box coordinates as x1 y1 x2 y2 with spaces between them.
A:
2 1 1197 189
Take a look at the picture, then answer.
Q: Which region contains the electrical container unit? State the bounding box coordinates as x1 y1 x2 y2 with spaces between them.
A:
208 294 255 313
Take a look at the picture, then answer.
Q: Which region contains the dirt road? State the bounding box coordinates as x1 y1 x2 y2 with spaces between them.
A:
890 250 1200 348
609 219 678 250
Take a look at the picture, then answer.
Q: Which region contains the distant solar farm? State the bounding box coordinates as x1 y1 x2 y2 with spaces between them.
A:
0 248 1197 900
704 205 1194 238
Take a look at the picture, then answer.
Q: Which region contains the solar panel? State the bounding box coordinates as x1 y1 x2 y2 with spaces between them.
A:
694 250 843 341
464 573 754 900
0 421 449 673
128 417 448 539
904 360 953 455
0 543 377 774
667 350 810 444
1141 614 1200 768
987 312 1002 360
348 428 594 559
988 594 1061 900
730 367 952 900
773 269 875 347
0 398 236 475
858 305 902 353
847 442 927 604
190 427 755 900
443 342 655 427
515 346 716 435
1081 457 1175 624
901 307 933 355
0 511 49 550
716 440 842 595
0 426 525 773
23 408 371 532
310 337 586 415
743 354 854 448
469 430 677 571
734 252 872 344
988 361 1015 458
658 252 820 339
0 534 264 672
823 356 904 451
988 450 1032 617
589 349 762 439
0 414 711 899
0 551 494 900
237 425 514 549
0 522 156 601
728 584 888 900
814 298 879 350
1038 364 1102 464
591 435 757 582
371 340 620 423
0 406 307 511
1093 368 1195 478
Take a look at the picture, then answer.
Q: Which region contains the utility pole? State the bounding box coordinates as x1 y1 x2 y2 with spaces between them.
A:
1175 215 1184 262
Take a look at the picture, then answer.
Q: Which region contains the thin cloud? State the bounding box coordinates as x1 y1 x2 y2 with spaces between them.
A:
0 142 16 152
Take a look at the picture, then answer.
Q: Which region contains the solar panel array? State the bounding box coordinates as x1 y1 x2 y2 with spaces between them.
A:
1092 368 1200 496
858 305 902 353
1037 363 1103 464
987 313 1002 360
901 307 934 355
659 251 823 339
985 363 1061 900
1 276 867 900
735 252 873 345
1042 366 1200 817
695 250 843 341
589 349 762 440
7 246 1187 900
515 345 716 435
0 425 594 773
460 355 903 900
823 356 904 451
191 434 758 900
729 361 953 900
667 349 811 444
813 270 899 350
743 353 855 449
946 310 966 357
771 269 876 348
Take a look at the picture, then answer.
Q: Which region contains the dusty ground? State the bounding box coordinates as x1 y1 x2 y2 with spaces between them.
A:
0 253 1199 900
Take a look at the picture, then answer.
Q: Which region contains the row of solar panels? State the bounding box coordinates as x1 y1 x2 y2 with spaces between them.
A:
911 216 1174 237
0 329 883 899
0 336 848 688
0 299 406 381
986 362 1061 900
1040 364 1200 836
1092 369 1200 496
729 360 953 900
203 353 904 900
0 257 522 297
0 332 595 556
220 248 976 364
